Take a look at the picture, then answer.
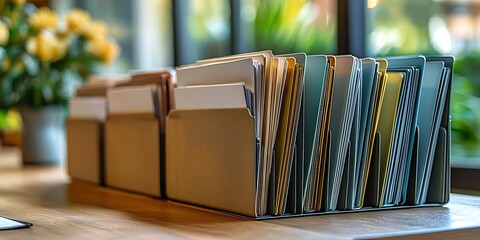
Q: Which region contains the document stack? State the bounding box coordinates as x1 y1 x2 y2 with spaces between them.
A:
166 51 453 218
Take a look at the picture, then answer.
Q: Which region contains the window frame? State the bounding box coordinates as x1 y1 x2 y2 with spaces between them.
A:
175 0 479 192
45 0 479 193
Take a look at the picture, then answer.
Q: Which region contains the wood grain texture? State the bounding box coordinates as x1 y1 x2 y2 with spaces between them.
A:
0 147 480 239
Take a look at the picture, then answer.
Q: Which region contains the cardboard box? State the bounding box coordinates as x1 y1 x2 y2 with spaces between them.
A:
104 113 162 197
67 118 104 184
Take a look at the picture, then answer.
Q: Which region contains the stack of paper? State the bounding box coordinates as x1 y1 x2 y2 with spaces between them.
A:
304 55 335 212
107 84 159 115
417 58 452 204
70 74 128 121
75 74 129 97
69 97 107 122
353 58 383 209
112 69 175 134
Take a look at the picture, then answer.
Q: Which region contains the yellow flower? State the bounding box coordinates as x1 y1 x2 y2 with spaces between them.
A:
87 38 120 64
28 7 58 30
66 9 91 34
56 39 69 60
2 57 11 70
27 31 68 62
26 37 37 56
11 60 25 74
0 21 8 45
10 0 25 6
85 20 108 40
6 109 22 132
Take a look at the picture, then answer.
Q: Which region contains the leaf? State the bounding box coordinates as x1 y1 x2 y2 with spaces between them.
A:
0 109 9 129
0 48 6 61
21 54 39 75
41 83 53 104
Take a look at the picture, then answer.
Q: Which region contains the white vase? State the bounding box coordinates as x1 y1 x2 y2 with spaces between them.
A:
20 106 66 165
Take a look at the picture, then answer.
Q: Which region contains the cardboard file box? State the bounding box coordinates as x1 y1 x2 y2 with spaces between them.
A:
105 113 163 197
167 108 256 216
67 118 104 185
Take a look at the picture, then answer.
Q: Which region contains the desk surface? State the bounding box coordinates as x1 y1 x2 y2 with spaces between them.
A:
1 147 480 240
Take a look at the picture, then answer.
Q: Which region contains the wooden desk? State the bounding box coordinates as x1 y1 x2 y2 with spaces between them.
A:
1 147 480 239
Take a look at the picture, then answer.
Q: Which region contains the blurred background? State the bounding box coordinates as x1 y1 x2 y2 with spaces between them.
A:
1 0 480 188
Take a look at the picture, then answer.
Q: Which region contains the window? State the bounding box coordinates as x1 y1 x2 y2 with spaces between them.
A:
366 0 443 56
173 0 231 65
51 0 476 170
52 0 338 67
173 0 337 65
52 0 174 71
249 0 337 55
367 0 480 171
0 0 467 192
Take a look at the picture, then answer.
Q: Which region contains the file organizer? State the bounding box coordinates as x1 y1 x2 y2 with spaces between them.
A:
165 56 453 219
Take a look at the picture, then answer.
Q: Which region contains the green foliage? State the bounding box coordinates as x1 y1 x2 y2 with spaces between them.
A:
0 108 21 132
253 0 336 54
451 52 480 157
0 1 32 108
367 0 441 56
0 109 8 130
0 1 119 109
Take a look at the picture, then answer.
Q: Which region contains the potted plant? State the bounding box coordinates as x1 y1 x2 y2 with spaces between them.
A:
0 0 119 164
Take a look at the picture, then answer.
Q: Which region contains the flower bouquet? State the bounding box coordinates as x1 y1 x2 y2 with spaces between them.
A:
0 0 119 164
0 0 119 108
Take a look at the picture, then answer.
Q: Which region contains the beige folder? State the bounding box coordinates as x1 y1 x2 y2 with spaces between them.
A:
67 118 103 184
166 108 257 217
105 113 162 197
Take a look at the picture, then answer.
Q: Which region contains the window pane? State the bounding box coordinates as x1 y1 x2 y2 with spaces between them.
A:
51 0 174 72
241 0 336 54
366 0 443 56
175 0 231 65
367 0 480 167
